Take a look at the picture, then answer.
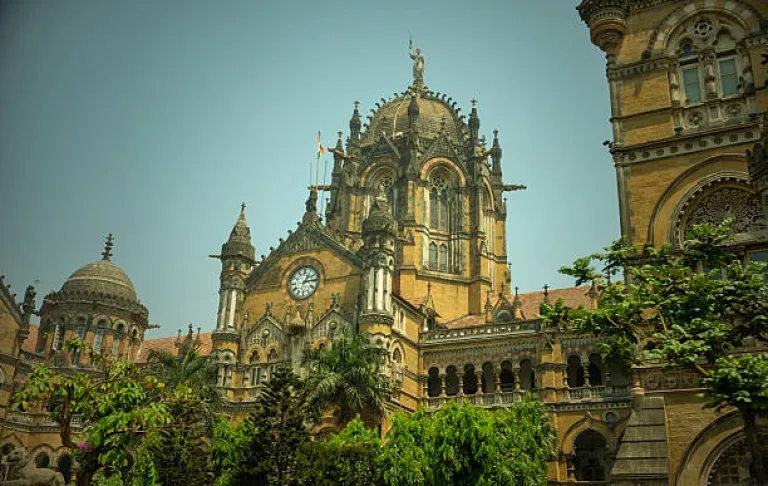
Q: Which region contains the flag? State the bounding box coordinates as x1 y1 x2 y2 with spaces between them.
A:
317 131 325 160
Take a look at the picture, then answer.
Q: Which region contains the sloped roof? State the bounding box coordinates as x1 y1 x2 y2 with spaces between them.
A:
441 285 594 330
140 332 213 361
20 324 39 353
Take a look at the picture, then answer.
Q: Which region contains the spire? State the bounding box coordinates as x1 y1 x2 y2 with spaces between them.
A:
491 128 503 175
221 204 255 259
102 233 114 261
512 286 522 319
484 290 493 321
542 284 551 306
469 98 480 142
349 101 362 142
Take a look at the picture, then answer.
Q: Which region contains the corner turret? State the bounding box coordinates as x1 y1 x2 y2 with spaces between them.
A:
212 204 255 332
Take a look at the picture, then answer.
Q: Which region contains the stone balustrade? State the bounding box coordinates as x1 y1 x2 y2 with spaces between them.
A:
422 320 539 342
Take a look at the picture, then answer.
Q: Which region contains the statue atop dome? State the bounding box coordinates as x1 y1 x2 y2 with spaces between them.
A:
409 38 425 86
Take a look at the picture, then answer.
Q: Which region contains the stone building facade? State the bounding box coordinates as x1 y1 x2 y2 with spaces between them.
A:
0 236 152 476
578 0 768 484
0 1 767 484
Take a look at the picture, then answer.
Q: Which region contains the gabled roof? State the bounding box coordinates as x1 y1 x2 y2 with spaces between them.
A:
248 219 362 289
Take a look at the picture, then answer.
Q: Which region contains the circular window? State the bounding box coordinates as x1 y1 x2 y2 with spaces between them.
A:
693 19 713 38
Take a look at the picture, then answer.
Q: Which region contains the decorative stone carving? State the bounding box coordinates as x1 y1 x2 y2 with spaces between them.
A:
1 448 65 485
679 186 763 238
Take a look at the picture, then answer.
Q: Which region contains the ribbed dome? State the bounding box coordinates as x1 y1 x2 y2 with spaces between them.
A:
365 93 463 143
61 259 138 302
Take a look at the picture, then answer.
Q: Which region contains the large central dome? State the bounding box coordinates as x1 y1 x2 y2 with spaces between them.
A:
364 90 466 144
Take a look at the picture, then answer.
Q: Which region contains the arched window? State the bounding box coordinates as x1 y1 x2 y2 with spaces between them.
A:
573 429 609 481
481 362 495 394
392 348 404 386
445 366 459 396
567 355 585 388
438 245 448 272
428 170 451 232
500 360 515 392
588 354 604 386
520 359 535 391
463 364 478 395
113 323 124 356
428 242 438 270
427 367 441 397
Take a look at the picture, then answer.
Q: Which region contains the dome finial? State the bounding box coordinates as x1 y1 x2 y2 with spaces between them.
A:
102 233 114 261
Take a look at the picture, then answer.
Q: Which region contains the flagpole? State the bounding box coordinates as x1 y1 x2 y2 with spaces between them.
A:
315 131 321 193
321 158 328 217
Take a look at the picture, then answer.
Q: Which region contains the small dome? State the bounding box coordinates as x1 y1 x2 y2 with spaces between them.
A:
61 259 138 302
365 92 464 143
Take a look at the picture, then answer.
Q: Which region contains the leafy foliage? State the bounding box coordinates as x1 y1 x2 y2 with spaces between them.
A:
298 417 383 486
542 220 768 484
303 332 392 427
229 364 313 486
381 400 554 486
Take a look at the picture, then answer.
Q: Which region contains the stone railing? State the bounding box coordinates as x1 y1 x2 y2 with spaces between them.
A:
425 390 538 411
422 320 539 343
5 411 83 431
564 385 630 401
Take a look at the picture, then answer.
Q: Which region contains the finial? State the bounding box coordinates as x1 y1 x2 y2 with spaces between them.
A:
102 233 114 260
493 128 499 140
515 286 519 295
354 100 359 110
427 281 432 295
543 284 550 295
500 282 506 295
337 131 343 141
241 202 246 212
471 98 477 108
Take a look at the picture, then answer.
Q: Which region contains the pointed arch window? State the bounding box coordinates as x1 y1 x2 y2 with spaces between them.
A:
439 244 448 272
428 242 438 270
428 171 451 232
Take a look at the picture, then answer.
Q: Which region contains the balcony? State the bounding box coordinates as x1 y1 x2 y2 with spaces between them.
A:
4 411 83 432
425 390 538 411
563 385 630 401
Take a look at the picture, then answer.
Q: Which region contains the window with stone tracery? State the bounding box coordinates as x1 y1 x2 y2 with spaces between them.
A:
429 172 450 232
675 180 764 245
707 436 768 485
424 166 461 274
666 14 755 131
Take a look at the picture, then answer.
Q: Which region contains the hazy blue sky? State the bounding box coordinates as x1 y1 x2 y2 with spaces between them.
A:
0 0 617 338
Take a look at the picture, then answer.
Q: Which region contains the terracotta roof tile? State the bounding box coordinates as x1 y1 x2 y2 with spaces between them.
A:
441 286 593 330
21 324 39 353
139 332 213 362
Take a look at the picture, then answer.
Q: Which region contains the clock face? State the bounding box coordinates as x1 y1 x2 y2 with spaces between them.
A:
288 266 319 300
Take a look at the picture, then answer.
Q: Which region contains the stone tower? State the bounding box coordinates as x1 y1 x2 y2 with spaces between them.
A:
578 0 768 253
359 192 398 327
213 204 255 333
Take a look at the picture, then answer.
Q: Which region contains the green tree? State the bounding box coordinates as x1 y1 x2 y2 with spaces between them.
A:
302 332 391 427
13 339 171 486
297 416 382 486
380 400 555 486
229 364 313 486
142 340 220 485
543 220 768 485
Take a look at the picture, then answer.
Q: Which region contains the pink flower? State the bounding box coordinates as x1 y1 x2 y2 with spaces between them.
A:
76 440 92 452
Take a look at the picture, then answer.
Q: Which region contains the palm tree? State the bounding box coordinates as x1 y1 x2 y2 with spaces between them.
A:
145 338 221 431
302 332 392 428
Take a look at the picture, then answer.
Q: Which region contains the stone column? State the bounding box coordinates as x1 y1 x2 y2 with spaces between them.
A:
439 374 446 397
457 372 464 397
513 368 521 391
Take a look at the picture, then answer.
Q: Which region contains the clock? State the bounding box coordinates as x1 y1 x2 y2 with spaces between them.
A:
288 266 319 300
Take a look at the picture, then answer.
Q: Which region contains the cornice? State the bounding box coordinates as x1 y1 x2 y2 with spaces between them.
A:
612 122 761 166
744 32 768 49
607 56 673 81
